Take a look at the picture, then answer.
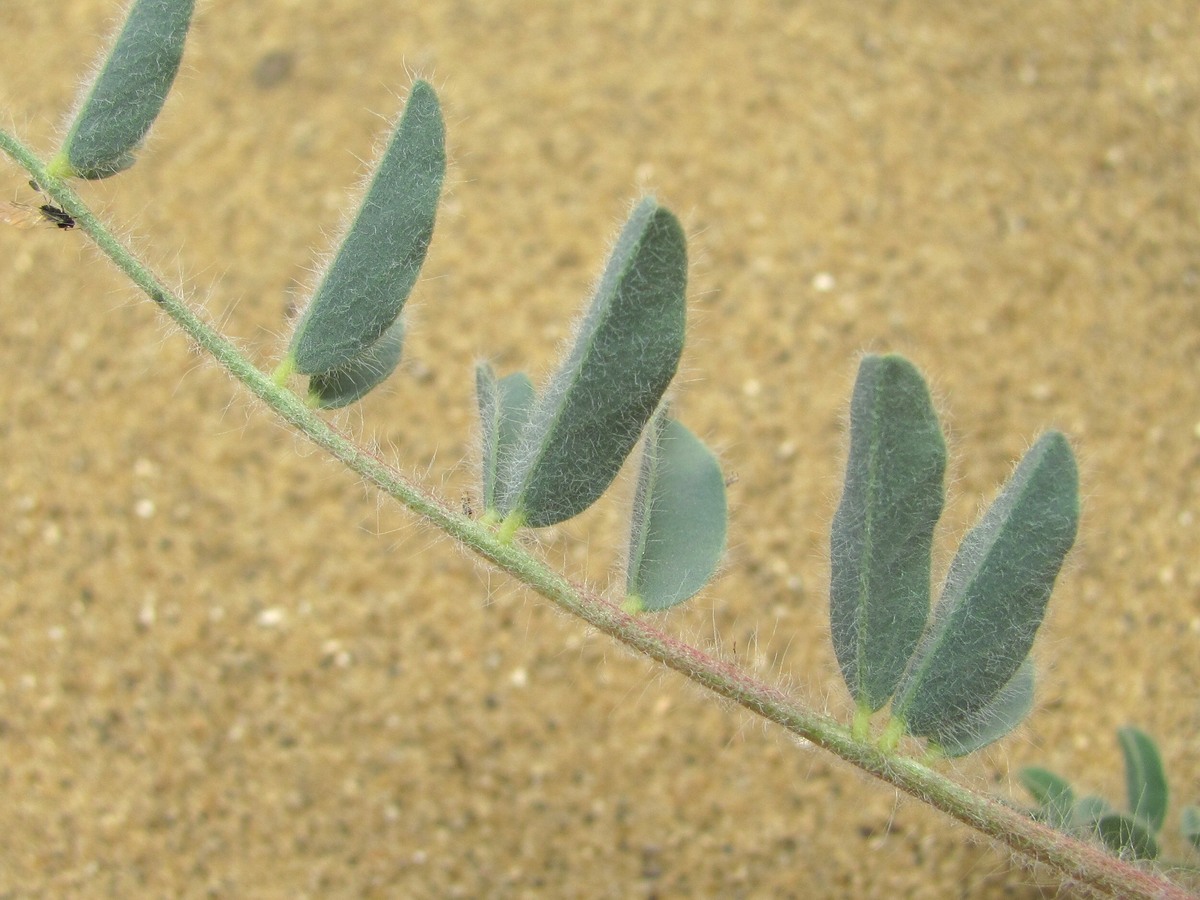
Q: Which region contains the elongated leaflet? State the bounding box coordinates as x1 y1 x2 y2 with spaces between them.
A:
830 354 946 711
893 431 1078 741
52 0 195 180
285 80 445 377
476 364 536 514
497 199 686 529
1117 726 1168 833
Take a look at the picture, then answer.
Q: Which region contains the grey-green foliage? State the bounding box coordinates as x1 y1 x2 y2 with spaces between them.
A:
892 431 1078 744
931 659 1034 758
830 354 946 711
476 364 535 513
285 80 445 378
624 410 726 613
1182 806 1200 851
496 199 687 528
1020 767 1077 830
54 0 195 179
1095 814 1160 861
1118 724 1169 833
1070 795 1116 831
1020 726 1192 861
308 317 406 409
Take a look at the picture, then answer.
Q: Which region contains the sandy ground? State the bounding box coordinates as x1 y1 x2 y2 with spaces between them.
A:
1 2 1197 897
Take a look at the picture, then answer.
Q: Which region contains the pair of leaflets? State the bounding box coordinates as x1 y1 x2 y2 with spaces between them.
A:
476 199 726 612
831 355 1079 755
280 82 444 408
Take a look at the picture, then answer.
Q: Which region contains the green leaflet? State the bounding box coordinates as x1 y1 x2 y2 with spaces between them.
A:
830 354 946 711
285 80 445 377
624 411 727 613
1019 766 1076 830
308 317 405 409
893 431 1078 741
931 659 1034 758
1117 726 1168 833
1181 805 1200 851
1070 795 1115 831
497 199 687 529
476 364 535 514
52 0 195 180
1096 813 1160 860
1084 728 1168 859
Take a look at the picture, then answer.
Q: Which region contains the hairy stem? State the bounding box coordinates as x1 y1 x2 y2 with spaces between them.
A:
0 127 1188 900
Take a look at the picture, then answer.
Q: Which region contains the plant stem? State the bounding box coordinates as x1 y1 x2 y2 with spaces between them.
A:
1 127 1189 900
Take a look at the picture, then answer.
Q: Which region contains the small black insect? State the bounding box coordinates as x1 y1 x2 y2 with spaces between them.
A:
2 179 75 231
37 203 75 230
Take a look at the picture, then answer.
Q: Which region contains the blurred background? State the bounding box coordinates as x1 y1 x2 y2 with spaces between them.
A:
1 2 1197 896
